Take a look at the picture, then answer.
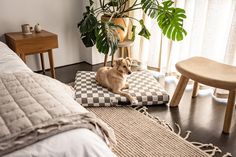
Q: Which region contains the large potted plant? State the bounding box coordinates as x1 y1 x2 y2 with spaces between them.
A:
78 0 187 55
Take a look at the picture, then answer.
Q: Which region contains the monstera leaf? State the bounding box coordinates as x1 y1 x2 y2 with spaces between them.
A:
138 20 151 40
141 0 187 41
131 25 136 41
78 5 98 47
141 0 159 19
89 0 94 6
96 22 123 55
80 30 96 47
78 13 98 34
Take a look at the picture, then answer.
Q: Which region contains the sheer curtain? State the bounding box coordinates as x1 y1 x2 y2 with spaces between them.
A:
130 0 236 74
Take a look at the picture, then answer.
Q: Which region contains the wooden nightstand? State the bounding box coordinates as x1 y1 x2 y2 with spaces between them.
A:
5 30 58 78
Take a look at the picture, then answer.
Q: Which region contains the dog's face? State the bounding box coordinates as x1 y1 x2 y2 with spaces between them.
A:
114 57 132 75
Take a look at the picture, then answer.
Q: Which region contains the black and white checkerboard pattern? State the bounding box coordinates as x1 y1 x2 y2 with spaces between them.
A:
75 71 169 107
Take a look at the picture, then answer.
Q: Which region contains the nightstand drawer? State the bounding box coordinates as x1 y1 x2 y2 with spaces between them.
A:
15 35 58 54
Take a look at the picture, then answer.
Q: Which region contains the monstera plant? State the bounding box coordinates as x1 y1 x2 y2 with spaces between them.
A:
78 0 187 55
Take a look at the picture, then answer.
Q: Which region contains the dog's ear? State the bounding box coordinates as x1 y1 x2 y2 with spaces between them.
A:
113 58 123 67
125 57 132 64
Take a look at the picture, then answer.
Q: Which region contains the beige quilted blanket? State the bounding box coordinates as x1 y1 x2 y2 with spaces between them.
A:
0 72 116 156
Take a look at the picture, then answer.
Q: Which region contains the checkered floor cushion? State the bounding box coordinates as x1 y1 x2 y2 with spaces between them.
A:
75 70 169 107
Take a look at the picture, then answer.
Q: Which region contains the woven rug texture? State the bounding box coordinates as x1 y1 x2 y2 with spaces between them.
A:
87 107 209 157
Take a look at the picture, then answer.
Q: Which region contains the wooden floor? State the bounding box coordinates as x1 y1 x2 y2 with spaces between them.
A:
39 62 236 156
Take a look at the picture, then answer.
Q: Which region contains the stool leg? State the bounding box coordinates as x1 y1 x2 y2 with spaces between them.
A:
121 48 124 58
170 75 189 107
104 54 108 66
223 90 236 134
127 47 131 58
192 81 199 98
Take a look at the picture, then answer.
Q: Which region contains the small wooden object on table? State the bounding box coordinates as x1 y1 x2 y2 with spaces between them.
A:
104 39 134 66
5 30 58 78
170 57 236 134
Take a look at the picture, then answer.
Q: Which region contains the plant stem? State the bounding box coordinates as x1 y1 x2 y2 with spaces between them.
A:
122 7 142 13
117 0 126 11
131 0 138 7
129 0 139 10
94 7 103 13
122 0 127 12
133 3 141 7
96 10 105 18
112 5 115 13
99 0 104 10
109 12 117 22
120 0 141 14
126 16 140 22
102 0 105 8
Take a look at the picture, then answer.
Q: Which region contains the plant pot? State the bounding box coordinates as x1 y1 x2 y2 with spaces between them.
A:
101 15 130 42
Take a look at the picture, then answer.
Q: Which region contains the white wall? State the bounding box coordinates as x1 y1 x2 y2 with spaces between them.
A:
0 0 90 71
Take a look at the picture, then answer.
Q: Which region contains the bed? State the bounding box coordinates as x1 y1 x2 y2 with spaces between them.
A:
0 41 116 157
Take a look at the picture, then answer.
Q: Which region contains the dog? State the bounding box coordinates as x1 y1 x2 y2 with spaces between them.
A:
96 57 138 105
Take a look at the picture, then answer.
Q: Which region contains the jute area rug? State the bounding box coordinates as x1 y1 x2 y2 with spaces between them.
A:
87 106 211 157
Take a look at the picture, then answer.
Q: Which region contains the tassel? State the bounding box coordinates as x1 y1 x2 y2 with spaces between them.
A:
184 131 191 140
222 152 232 157
205 147 221 156
175 123 181 135
191 142 213 148
165 122 174 131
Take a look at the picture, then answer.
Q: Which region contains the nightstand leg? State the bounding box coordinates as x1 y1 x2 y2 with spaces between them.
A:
20 53 26 63
48 50 56 78
127 47 131 58
40 53 45 75
121 48 124 58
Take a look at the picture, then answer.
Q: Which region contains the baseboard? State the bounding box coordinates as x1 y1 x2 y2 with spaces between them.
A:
84 61 111 66
34 61 87 73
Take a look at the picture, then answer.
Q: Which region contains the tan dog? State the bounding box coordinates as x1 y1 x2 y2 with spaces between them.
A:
96 57 138 105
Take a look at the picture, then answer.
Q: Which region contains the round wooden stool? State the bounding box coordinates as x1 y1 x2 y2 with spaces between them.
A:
170 57 236 133
104 39 134 66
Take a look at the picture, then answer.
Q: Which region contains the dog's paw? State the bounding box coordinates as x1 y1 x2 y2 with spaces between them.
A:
122 84 129 90
131 98 138 105
125 84 129 89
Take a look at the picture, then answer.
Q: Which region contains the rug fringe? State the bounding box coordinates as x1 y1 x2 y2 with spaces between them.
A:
222 152 232 157
184 130 191 140
134 106 232 157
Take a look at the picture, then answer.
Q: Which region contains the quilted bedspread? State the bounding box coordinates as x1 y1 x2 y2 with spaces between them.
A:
0 72 116 156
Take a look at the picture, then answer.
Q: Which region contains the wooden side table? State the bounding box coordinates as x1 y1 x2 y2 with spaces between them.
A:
5 30 58 78
104 39 134 66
